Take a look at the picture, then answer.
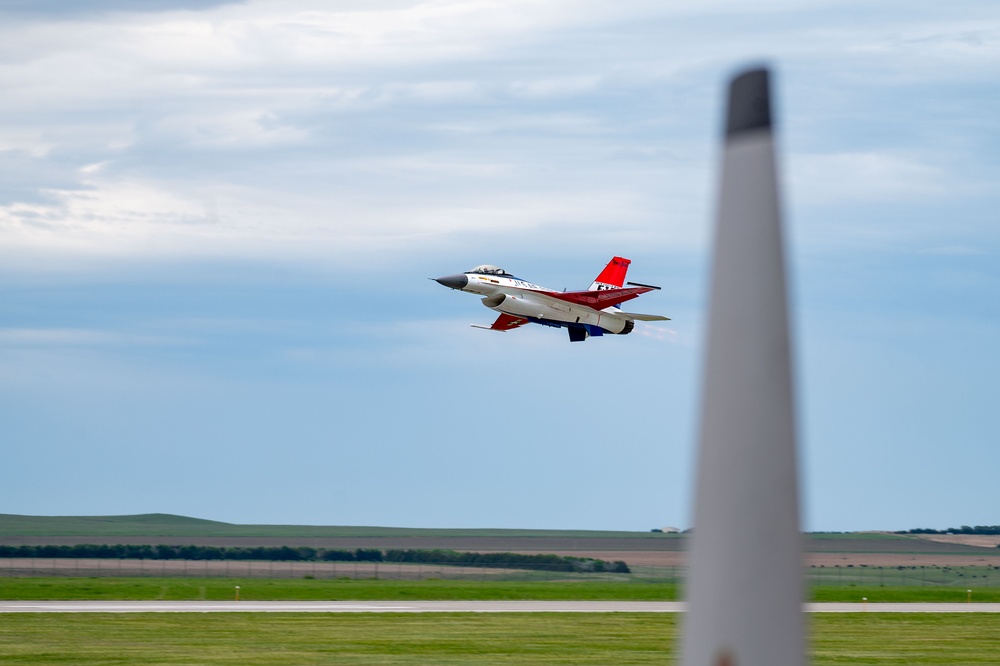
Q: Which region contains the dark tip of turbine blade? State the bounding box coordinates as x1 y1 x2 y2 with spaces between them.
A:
725 67 771 137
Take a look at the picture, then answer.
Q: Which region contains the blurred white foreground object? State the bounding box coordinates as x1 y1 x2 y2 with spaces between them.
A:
681 67 804 666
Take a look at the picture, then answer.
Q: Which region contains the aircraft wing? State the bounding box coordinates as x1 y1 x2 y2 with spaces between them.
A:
472 313 530 331
547 286 653 309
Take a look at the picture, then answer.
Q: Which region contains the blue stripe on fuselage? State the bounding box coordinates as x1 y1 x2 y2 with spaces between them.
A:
522 317 605 337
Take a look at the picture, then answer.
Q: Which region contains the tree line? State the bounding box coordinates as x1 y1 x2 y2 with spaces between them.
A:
897 525 1000 536
0 544 629 573
382 548 630 573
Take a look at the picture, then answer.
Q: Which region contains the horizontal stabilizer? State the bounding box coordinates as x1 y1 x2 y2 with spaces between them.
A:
618 312 670 321
551 285 652 309
473 313 530 331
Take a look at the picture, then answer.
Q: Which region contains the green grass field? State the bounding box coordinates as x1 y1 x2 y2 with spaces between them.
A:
807 564 1000 588
0 578 675 601
1 613 998 665
4 578 1000 603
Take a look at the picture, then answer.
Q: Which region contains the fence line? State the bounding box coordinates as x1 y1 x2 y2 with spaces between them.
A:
1 558 998 586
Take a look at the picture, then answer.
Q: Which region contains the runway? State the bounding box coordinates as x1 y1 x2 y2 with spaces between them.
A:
3 600 1000 613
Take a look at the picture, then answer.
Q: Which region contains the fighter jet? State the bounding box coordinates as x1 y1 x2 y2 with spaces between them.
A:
434 257 669 342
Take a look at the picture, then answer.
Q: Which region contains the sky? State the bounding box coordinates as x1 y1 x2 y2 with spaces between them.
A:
2 0 998 533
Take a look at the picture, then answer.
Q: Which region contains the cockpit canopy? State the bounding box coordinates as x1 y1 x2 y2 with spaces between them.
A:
467 264 510 276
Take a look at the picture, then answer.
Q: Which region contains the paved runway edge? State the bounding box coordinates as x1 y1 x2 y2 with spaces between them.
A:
3 601 1000 613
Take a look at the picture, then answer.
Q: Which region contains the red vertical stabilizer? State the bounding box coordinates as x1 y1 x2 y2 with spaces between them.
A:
589 256 631 291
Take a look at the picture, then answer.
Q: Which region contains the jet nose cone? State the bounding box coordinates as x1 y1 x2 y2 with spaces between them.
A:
434 274 468 290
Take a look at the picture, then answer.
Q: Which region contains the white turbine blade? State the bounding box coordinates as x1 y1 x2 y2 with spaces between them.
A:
681 67 804 666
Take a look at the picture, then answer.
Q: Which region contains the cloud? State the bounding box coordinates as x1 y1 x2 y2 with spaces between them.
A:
844 20 1000 81
0 1 997 275
789 151 946 204
635 325 681 344
0 0 240 18
917 245 988 256
0 327 194 348
0 328 121 346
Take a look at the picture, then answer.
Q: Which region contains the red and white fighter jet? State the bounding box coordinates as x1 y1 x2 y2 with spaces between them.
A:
434 257 669 342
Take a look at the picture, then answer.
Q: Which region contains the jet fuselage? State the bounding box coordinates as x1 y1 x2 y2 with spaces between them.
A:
435 259 667 341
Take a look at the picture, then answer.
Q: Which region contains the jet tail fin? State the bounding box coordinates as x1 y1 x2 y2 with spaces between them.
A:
588 256 631 291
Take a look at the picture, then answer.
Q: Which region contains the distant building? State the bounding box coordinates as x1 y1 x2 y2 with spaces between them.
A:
660 526 681 533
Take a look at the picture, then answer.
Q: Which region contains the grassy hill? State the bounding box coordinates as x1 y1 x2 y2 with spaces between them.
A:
3 514 996 559
0 513 670 539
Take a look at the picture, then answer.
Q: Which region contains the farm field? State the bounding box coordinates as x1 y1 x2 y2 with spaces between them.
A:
3 514 997 564
3 557 999 588
3 514 997 589
2 612 999 665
